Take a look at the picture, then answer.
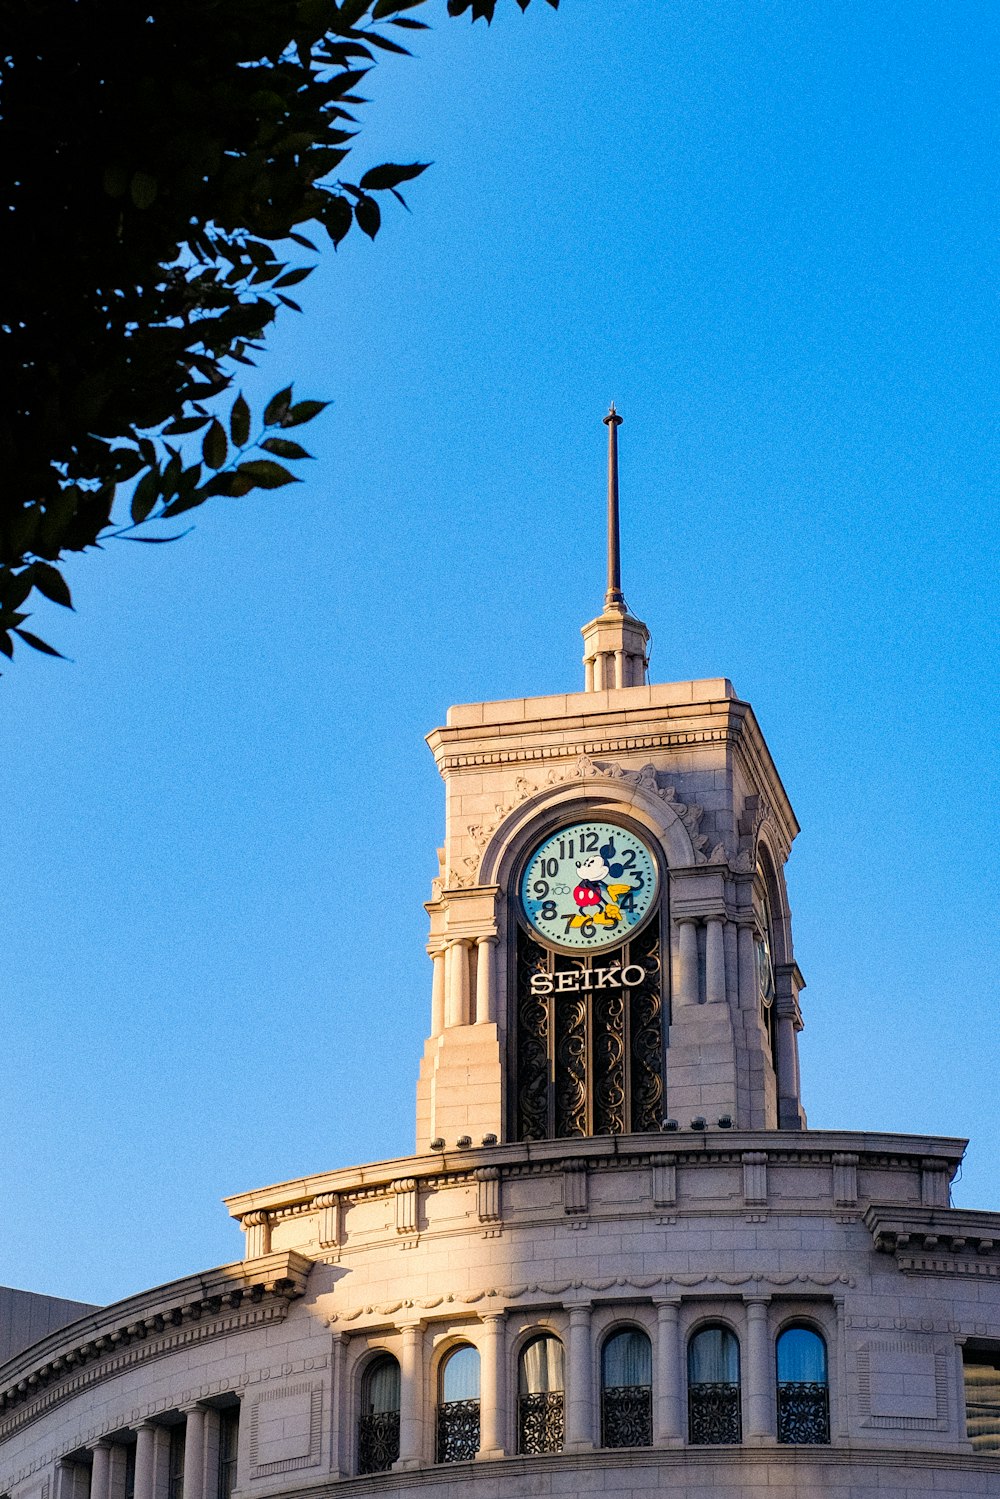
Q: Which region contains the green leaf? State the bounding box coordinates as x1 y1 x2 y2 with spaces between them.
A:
130 171 159 209
264 385 294 425
261 437 312 460
31 562 73 610
131 469 160 525
354 195 381 239
236 460 301 489
281 399 330 427
163 416 211 435
359 161 429 192
118 531 193 543
274 266 313 288
202 420 228 470
230 394 251 446
13 627 67 660
323 194 353 247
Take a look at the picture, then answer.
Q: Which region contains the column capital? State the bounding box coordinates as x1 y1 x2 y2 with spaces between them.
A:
475 933 498 947
397 1317 426 1334
88 1440 114 1453
479 1309 505 1326
675 913 700 926
653 1296 681 1313
742 1293 772 1309
564 1299 593 1317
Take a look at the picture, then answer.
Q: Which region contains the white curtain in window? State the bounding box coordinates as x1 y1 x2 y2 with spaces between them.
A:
441 1345 480 1402
519 1335 565 1394
364 1356 401 1414
776 1328 827 1384
688 1327 739 1385
602 1329 652 1389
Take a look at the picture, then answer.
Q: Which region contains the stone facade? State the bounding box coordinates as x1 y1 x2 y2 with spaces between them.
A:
2 551 999 1494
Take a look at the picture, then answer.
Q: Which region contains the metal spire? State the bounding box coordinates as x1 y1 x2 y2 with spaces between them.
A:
603 403 625 610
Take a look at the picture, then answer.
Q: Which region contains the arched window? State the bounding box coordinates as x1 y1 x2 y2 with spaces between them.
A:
357 1354 400 1474
436 1344 481 1463
754 861 777 1063
518 1335 565 1454
776 1326 830 1444
601 1328 652 1448
687 1326 741 1444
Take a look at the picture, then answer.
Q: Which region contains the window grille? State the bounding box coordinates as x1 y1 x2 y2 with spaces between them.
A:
436 1345 480 1463
357 1354 401 1474
518 1335 565 1454
600 1329 652 1448
775 1326 830 1445
688 1326 741 1445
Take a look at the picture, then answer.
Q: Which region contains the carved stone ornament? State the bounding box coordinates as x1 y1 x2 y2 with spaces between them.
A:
733 793 776 873
326 1271 853 1323
462 758 710 883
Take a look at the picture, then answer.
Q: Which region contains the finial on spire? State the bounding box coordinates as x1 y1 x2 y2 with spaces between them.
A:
580 405 650 692
603 403 625 611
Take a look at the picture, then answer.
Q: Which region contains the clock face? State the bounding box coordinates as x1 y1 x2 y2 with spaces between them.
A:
519 820 659 952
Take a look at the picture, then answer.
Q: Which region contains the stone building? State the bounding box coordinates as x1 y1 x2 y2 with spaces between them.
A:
2 412 999 1498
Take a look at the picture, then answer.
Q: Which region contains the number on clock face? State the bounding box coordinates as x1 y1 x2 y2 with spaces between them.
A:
519 820 659 951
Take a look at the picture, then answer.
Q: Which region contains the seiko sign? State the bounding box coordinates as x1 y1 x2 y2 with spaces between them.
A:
529 963 647 996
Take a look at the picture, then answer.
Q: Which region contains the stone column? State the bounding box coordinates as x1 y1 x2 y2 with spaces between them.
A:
134 1425 157 1499
584 655 595 692
183 1408 206 1499
565 1303 594 1450
475 937 496 1025
676 918 699 1006
477 1312 506 1458
744 1298 773 1441
396 1321 425 1468
89 1443 113 1499
705 917 726 1004
613 649 625 688
737 920 756 1010
330 1332 349 1477
653 1300 683 1446
445 941 471 1028
151 1427 171 1499
430 949 446 1036
200 1411 220 1499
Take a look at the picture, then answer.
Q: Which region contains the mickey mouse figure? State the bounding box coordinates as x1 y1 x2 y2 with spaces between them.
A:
570 836 635 929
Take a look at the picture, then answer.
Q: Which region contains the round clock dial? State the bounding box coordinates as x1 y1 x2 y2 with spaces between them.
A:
519 820 659 951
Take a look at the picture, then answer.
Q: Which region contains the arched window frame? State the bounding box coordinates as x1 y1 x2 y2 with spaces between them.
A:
775 1321 831 1445
503 800 671 1142
686 1320 742 1445
515 1329 566 1455
434 1340 481 1464
600 1322 653 1449
355 1348 401 1475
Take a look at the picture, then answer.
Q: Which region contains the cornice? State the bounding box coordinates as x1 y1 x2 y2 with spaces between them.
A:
327 1270 854 1326
0 1252 311 1431
866 1203 1000 1278
224 1131 967 1222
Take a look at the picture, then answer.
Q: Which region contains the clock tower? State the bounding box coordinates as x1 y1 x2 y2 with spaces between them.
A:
416 410 805 1152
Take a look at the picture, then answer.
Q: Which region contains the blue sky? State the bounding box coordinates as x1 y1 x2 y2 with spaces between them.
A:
2 1 998 1305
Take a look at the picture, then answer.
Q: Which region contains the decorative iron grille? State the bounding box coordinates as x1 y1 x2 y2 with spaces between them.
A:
514 918 664 1141
628 926 663 1132
357 1411 400 1474
515 935 550 1140
777 1382 830 1444
601 1385 652 1448
435 1399 480 1463
518 1392 565 1453
688 1382 741 1444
